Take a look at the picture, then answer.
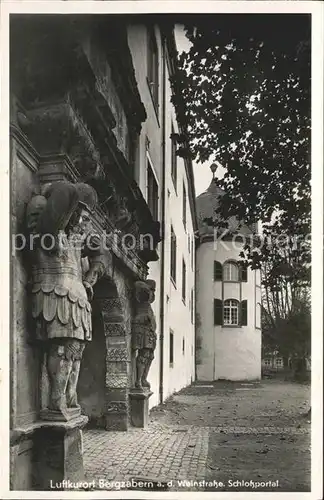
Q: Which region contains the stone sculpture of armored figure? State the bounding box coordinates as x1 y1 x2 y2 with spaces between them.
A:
26 181 110 420
132 280 157 390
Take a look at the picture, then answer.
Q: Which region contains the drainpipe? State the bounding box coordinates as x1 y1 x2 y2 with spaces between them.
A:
159 32 166 405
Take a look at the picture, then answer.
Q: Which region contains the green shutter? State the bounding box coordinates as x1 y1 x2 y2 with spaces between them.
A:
214 261 223 281
214 299 223 325
241 300 248 326
241 266 248 282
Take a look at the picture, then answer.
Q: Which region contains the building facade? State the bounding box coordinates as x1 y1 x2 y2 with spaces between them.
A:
10 15 196 490
195 171 262 381
127 22 197 406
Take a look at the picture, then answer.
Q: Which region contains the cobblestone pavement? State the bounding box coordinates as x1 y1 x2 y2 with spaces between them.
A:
83 380 311 492
83 424 209 491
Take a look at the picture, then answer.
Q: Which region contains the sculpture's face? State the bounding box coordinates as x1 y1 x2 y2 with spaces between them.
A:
69 207 92 236
78 209 92 235
149 286 156 303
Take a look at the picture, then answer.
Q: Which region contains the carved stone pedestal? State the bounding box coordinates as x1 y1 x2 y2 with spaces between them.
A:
33 415 88 491
40 406 82 422
129 389 153 428
105 412 128 432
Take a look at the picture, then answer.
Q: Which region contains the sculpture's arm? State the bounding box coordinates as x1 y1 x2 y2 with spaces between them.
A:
82 234 111 298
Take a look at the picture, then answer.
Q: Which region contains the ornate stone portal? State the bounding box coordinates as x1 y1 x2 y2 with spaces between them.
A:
129 279 157 427
10 16 164 489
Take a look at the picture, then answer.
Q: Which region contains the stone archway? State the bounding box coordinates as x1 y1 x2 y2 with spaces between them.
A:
78 277 130 431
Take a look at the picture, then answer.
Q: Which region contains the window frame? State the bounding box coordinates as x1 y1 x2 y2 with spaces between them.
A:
223 261 240 282
191 287 194 324
169 329 174 366
170 225 177 286
147 27 159 115
182 258 186 304
171 123 177 192
182 181 187 230
256 302 262 329
223 299 240 326
191 238 194 270
146 154 159 221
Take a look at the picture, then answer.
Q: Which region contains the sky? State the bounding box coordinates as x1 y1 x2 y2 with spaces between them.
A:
174 25 226 197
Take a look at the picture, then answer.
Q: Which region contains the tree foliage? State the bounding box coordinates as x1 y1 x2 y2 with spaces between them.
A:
171 14 311 285
261 262 311 360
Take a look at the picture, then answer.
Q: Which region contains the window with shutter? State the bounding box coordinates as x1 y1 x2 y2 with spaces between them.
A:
214 299 223 325
223 299 239 325
214 261 223 281
241 300 248 326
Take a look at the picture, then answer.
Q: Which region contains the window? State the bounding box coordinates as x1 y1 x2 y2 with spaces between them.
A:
215 299 248 326
223 262 239 281
169 330 174 365
182 182 187 229
191 238 194 269
171 124 177 190
191 288 194 324
276 358 283 366
264 359 271 366
127 133 136 177
170 226 177 284
188 234 190 253
147 158 158 220
256 302 262 329
182 259 186 303
147 29 159 110
223 299 239 325
182 337 185 354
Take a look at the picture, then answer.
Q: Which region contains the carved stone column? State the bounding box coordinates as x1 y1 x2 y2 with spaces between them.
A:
96 292 130 431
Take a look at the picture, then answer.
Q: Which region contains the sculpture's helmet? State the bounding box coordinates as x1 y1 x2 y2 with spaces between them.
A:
74 183 98 212
146 279 156 292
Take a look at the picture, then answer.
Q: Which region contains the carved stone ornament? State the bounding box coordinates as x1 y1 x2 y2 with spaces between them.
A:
26 180 110 421
132 279 157 391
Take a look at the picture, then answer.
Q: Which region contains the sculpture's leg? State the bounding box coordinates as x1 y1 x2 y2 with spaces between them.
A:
66 341 85 408
135 349 147 390
46 342 73 411
142 350 154 389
